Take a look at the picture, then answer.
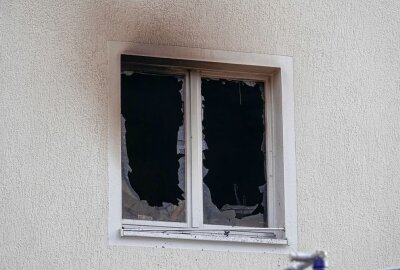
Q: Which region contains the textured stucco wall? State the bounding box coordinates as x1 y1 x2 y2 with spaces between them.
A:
1 1 399 269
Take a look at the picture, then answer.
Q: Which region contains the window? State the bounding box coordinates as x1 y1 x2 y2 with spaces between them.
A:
108 42 297 252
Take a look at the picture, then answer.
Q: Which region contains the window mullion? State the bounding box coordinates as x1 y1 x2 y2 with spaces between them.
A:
184 71 193 227
189 70 203 228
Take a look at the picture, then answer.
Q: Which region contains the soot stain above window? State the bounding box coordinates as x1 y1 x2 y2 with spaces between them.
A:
202 79 265 220
121 73 184 207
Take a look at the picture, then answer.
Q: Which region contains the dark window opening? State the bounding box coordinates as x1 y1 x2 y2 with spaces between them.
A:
121 72 185 222
202 78 267 227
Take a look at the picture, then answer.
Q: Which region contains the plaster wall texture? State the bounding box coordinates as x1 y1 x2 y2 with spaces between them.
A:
1 0 399 269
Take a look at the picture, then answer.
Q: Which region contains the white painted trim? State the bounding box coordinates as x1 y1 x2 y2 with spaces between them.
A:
201 224 284 232
116 230 289 254
279 57 297 248
121 219 188 228
108 41 296 253
119 42 287 69
123 224 285 231
121 229 287 245
200 70 271 81
189 70 203 228
264 78 276 228
108 42 122 245
183 71 192 226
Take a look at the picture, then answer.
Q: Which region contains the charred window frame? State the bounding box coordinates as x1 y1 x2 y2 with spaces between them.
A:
108 42 296 250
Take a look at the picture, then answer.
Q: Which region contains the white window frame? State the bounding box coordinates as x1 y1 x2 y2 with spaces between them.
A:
108 41 297 253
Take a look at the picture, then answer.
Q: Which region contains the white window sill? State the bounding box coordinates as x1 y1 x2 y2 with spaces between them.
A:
121 228 288 245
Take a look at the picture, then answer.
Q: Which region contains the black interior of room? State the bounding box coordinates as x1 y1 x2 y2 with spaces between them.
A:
202 79 265 216
121 73 184 207
121 72 265 216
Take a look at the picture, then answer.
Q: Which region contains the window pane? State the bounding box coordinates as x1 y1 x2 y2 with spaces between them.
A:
202 78 267 227
121 72 186 223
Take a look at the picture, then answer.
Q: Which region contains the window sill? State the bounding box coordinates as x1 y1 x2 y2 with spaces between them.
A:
121 227 288 245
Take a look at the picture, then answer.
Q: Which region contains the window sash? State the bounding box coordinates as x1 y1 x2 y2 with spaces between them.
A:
121 68 276 234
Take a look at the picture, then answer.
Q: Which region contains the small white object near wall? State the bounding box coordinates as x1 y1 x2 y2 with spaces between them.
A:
108 41 296 253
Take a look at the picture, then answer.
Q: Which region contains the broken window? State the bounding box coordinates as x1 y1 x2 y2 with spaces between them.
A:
202 79 267 227
110 48 296 248
115 50 297 245
121 72 268 228
121 72 186 222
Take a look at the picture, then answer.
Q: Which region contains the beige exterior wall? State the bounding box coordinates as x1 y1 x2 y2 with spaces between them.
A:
1 1 399 269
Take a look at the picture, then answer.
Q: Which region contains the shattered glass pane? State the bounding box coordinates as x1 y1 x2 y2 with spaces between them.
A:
121 72 186 222
202 78 267 227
